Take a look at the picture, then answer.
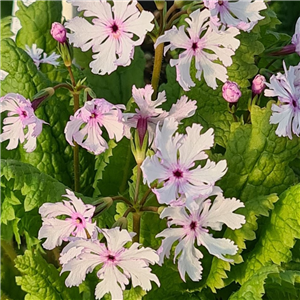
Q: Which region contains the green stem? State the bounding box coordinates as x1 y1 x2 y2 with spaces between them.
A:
165 3 177 22
165 10 187 30
134 164 142 204
132 212 141 243
53 83 73 92
72 90 80 192
67 66 76 87
112 196 132 207
151 42 164 99
123 207 134 218
140 206 158 213
139 187 153 207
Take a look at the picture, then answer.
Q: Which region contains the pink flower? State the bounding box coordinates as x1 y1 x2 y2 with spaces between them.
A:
65 0 154 75
0 93 46 152
156 194 245 281
155 9 240 91
265 62 300 139
65 98 127 155
38 189 97 250
141 118 227 206
252 74 266 95
25 44 60 69
203 0 266 32
123 85 197 144
292 17 300 56
222 81 241 103
60 227 160 300
51 22 67 43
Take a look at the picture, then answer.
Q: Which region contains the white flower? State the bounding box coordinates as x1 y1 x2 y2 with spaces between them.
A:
25 44 60 69
156 195 245 281
203 0 266 32
60 227 160 300
141 118 227 206
264 62 300 139
38 189 97 250
292 17 300 56
155 9 240 91
66 0 154 75
123 85 197 144
0 93 46 152
65 98 127 155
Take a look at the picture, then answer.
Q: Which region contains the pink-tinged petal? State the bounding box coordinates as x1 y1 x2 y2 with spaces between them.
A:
39 201 74 218
153 180 179 205
101 228 132 252
38 218 75 250
65 117 84 147
156 228 185 265
197 232 238 261
168 96 197 123
203 195 245 230
186 8 210 38
175 237 203 282
95 266 125 300
160 206 190 226
179 124 214 168
141 155 169 185
102 114 125 141
189 160 227 187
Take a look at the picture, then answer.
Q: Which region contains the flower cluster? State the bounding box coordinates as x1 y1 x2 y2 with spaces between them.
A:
38 190 159 300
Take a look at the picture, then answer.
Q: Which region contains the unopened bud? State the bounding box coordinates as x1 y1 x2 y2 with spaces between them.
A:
157 206 166 215
131 128 148 165
51 22 67 43
174 0 192 8
93 197 113 217
31 87 55 111
112 217 128 230
222 81 241 104
154 0 165 10
252 74 266 95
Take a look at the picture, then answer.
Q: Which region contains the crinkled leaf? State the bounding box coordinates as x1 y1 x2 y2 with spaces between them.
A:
15 0 61 54
228 265 278 300
15 250 80 300
1 16 13 40
235 184 300 284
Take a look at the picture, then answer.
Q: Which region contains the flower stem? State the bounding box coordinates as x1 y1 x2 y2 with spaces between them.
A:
112 196 132 207
132 212 141 243
165 10 187 30
67 66 76 87
140 206 158 213
73 93 80 192
53 83 73 92
151 42 164 99
134 164 142 205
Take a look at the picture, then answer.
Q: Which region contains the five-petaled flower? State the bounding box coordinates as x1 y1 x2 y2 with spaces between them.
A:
203 0 266 32
155 9 240 91
141 118 227 207
156 194 245 281
123 85 197 144
60 227 160 300
0 93 46 152
66 0 154 75
264 61 300 139
65 98 127 155
38 189 97 250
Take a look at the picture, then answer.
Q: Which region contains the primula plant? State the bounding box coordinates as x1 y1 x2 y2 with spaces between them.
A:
1 1 300 299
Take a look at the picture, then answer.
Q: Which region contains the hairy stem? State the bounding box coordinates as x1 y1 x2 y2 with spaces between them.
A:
151 42 164 99
112 196 133 207
132 212 141 243
140 206 158 213
67 66 76 87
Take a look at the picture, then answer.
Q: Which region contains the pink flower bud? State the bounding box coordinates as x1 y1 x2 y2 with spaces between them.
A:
222 81 241 103
51 22 66 43
252 74 266 95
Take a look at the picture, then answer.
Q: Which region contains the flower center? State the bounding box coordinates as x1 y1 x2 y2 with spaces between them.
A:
90 112 97 119
75 217 83 224
292 98 299 108
192 42 198 51
189 221 197 231
218 0 224 5
21 110 28 117
107 254 115 261
111 23 119 33
173 169 183 179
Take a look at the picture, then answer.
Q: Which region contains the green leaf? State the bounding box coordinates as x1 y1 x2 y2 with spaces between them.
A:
235 184 300 284
15 250 80 300
75 47 146 105
15 0 61 54
220 103 300 202
228 265 278 300
205 194 278 292
1 16 13 40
